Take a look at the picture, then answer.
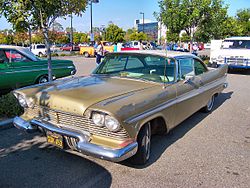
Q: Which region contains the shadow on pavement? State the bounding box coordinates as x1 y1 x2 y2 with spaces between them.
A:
0 129 112 188
123 91 233 169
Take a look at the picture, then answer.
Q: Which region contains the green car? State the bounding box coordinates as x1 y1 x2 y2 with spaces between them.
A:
0 45 76 93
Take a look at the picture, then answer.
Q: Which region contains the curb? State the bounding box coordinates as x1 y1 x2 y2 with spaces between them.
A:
0 118 14 130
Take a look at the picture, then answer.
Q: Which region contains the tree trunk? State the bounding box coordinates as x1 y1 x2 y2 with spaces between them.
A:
189 27 193 53
28 27 32 51
43 28 53 82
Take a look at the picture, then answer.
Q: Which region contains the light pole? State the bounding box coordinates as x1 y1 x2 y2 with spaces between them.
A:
89 0 99 42
70 13 73 45
140 12 144 33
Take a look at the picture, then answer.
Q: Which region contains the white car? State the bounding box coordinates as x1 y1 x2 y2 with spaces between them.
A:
31 44 46 57
210 37 250 69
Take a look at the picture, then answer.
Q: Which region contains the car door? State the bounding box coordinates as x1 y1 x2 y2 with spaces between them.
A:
5 49 42 88
174 57 203 126
193 58 213 108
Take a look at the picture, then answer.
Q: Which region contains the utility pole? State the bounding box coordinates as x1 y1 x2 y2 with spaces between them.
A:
89 0 99 43
70 13 73 45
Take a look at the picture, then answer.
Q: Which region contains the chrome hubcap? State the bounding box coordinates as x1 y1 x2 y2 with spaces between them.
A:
144 124 151 160
39 77 48 83
207 96 214 111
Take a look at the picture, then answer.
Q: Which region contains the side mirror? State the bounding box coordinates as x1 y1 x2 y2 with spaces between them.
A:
184 74 195 83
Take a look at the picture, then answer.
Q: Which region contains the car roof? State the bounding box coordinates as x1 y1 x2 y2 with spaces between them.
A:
0 45 38 61
0 45 28 50
112 50 198 59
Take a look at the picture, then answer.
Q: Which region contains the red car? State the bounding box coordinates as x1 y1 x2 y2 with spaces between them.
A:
60 44 80 51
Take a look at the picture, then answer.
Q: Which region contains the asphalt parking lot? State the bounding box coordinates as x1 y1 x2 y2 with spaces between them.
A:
0 56 249 188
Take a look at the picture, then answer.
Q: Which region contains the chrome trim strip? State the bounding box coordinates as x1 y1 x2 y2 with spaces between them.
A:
125 76 226 124
2 66 73 74
13 116 138 162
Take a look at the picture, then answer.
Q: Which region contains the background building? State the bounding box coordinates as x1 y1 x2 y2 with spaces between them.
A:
134 19 167 44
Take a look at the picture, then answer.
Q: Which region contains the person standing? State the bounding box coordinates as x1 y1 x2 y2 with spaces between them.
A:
96 41 104 65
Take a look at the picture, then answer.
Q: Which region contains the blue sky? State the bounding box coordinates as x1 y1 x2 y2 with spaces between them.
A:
0 0 249 32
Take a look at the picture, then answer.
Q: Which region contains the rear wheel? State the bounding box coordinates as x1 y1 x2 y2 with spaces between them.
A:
202 95 215 113
84 52 90 58
38 52 43 57
38 75 48 84
129 123 151 165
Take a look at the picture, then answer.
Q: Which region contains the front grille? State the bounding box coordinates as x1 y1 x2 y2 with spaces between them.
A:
26 105 129 140
225 57 249 66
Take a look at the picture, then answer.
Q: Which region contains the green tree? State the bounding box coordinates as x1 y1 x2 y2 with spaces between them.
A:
32 32 44 43
0 0 88 81
236 8 250 36
66 27 77 33
13 32 29 45
180 32 190 42
51 21 64 32
73 32 89 43
129 32 148 41
104 24 125 42
158 0 228 46
55 34 69 44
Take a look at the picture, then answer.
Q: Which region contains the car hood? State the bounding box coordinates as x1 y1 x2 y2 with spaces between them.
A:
19 76 157 116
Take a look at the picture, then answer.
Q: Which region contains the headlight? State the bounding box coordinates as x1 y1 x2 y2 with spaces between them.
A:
92 112 105 126
105 115 120 132
26 98 35 108
17 94 28 108
13 92 34 108
91 111 121 132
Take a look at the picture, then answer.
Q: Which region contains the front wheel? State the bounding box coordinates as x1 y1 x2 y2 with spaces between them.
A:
129 123 151 165
202 95 215 113
38 75 48 84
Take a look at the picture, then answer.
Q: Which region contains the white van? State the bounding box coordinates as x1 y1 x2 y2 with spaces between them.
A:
31 44 47 57
210 37 250 69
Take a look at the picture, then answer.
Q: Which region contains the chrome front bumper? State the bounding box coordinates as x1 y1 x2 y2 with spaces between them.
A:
13 116 138 162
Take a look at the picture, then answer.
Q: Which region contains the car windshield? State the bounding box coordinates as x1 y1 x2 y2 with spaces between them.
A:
222 40 250 49
19 48 40 61
93 53 176 83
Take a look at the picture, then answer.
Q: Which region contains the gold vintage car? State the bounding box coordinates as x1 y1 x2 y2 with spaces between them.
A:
13 51 228 165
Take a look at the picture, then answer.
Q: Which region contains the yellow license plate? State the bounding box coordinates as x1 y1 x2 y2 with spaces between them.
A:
47 132 63 148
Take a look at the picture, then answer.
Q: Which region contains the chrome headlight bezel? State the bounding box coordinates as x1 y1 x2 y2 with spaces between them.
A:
90 111 121 132
105 115 121 132
13 92 34 108
13 92 28 108
92 112 105 127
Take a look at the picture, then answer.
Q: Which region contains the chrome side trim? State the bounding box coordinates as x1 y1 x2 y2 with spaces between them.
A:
13 116 138 162
3 66 73 74
125 76 226 124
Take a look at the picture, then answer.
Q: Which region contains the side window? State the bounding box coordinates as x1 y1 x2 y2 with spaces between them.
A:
0 50 8 63
194 59 207 75
126 57 144 69
5 50 30 63
36 45 45 49
179 58 194 79
144 56 166 66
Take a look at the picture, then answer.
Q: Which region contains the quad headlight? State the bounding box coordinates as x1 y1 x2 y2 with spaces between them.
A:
91 111 121 132
105 115 120 132
13 92 34 108
92 112 105 126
